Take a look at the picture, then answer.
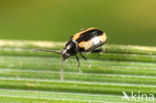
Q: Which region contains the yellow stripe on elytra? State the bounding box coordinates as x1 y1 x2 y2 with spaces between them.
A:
100 33 107 42
78 40 93 50
72 28 95 41
78 33 107 50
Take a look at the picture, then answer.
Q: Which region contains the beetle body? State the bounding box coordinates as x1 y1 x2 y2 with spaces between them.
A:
60 28 107 80
62 28 107 60
33 28 107 80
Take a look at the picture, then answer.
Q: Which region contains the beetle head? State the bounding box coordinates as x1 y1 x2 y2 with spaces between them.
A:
62 49 70 60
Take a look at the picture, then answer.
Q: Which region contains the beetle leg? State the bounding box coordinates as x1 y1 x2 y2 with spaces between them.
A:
91 48 105 54
76 56 81 73
60 57 64 80
79 53 90 68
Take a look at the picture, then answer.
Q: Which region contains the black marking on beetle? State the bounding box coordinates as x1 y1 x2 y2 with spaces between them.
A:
76 29 103 43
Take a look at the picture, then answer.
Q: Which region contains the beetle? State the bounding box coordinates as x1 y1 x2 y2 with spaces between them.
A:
33 28 107 80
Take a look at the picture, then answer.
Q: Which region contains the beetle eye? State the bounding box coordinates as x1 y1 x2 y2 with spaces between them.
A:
62 53 70 60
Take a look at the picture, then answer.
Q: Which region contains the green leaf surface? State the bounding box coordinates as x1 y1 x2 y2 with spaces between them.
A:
0 40 155 103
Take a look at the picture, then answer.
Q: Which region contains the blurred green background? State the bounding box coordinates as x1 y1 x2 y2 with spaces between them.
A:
0 0 155 46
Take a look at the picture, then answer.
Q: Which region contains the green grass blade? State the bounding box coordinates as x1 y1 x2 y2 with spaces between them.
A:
0 40 155 103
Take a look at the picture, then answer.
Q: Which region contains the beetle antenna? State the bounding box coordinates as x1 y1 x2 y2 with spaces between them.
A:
60 56 65 80
32 49 62 54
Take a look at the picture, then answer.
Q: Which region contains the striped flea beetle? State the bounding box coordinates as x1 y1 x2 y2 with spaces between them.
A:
33 28 107 80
